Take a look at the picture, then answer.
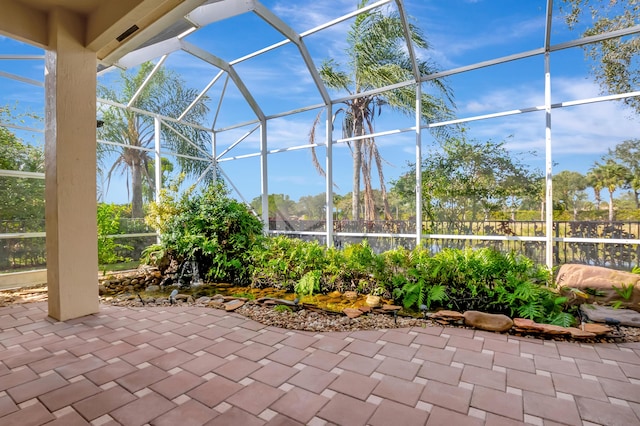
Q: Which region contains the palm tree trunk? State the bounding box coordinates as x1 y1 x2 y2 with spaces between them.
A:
352 140 362 221
608 190 614 222
131 160 144 218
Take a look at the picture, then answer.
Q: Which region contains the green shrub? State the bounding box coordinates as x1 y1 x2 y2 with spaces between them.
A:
97 203 133 265
145 181 263 285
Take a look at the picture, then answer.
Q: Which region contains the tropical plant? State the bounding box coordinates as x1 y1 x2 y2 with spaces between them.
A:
295 270 322 296
145 180 264 284
310 0 455 221
97 203 133 265
98 62 210 217
608 139 640 208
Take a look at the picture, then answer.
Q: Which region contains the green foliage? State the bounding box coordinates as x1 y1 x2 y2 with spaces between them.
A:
295 270 322 296
274 304 293 313
146 180 264 285
97 203 133 265
612 283 634 300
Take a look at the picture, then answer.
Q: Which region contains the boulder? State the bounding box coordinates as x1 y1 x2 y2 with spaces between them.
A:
580 304 640 328
224 299 245 311
365 295 381 307
344 291 358 300
463 310 513 333
556 264 640 311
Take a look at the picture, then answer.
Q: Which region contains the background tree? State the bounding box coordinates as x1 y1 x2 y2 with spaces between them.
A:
607 139 640 208
0 106 44 228
553 170 588 220
590 159 629 221
586 167 604 210
250 194 296 220
98 62 210 218
311 0 455 221
393 137 539 223
560 0 640 114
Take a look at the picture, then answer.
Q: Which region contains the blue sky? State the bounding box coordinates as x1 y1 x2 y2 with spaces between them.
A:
1 0 638 207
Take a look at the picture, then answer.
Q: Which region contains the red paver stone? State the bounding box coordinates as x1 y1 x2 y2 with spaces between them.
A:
92 341 137 361
45 410 92 426
0 367 39 392
377 356 420 380
120 345 166 365
420 380 472 414
378 341 418 361
368 399 429 426
426 406 483 426
214 356 262 381
187 375 243 407
0 395 18 417
448 335 483 352
575 358 628 381
484 413 527 426
551 372 608 401
72 385 136 421
3 348 52 368
337 353 382 376
116 364 170 392
575 395 640 426
379 330 416 346
235 342 277 361
349 330 385 342
149 370 206 400
317 393 376 426
280 333 318 350
38 379 101 412
461 365 506 391
147 334 189 350
598 376 640 404
55 355 107 379
619 361 640 380
181 352 228 376
251 330 288 346
223 328 261 343
267 346 310 366
482 338 520 355
250 361 298 387
227 381 285 415
417 360 462 385
533 355 581 377
413 333 449 349
205 406 265 426
29 351 81 374
329 370 380 401
556 342 601 361
493 351 535 373
84 360 138 386
520 341 559 358
288 365 338 393
205 339 246 358
506 369 555 396
414 345 455 365
7 371 68 404
311 336 350 353
264 414 305 426
453 348 494 369
343 340 383 357
0 401 54 426
111 391 176 426
121 330 163 346
175 336 216 354
373 375 424 407
149 348 196 370
301 349 344 371
595 346 640 365
271 386 329 424
150 399 218 426
470 385 523 421
523 390 582 426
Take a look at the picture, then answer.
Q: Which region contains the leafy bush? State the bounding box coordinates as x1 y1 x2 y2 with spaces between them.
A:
97 203 133 265
145 181 263 284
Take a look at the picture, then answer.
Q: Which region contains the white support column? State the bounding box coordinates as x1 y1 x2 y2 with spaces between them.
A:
544 52 554 271
154 117 162 244
260 120 269 230
325 105 334 248
415 84 423 246
45 8 99 320
154 117 162 203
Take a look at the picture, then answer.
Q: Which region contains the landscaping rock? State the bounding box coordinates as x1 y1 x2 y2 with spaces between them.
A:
145 285 160 293
463 310 513 332
557 264 640 311
580 304 640 327
430 310 464 321
582 323 611 335
343 308 363 319
566 327 596 339
513 318 572 336
382 304 402 311
365 295 381 307
343 291 358 300
358 306 372 313
224 299 245 311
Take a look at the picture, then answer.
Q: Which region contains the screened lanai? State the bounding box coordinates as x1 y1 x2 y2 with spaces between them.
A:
1 0 639 320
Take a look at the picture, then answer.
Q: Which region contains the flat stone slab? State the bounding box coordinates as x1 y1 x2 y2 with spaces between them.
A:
224 299 245 311
580 304 640 327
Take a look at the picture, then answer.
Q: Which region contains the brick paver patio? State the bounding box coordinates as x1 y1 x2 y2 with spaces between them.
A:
1 302 639 425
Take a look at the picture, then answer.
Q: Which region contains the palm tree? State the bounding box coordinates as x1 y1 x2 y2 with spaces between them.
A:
311 0 454 221
98 62 210 217
586 168 604 210
590 160 629 221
